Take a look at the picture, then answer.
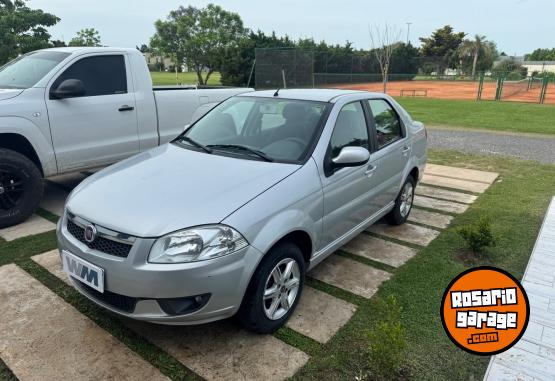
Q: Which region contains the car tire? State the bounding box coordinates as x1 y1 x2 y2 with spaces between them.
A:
386 175 415 226
237 241 306 334
0 148 43 229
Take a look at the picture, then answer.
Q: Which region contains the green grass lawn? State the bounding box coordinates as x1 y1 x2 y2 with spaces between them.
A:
150 71 222 86
395 97 555 135
1 150 553 380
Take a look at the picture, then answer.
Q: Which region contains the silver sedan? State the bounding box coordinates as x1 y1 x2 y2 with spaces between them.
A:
57 89 427 333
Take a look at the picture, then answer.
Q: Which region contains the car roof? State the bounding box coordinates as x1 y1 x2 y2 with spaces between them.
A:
239 88 382 102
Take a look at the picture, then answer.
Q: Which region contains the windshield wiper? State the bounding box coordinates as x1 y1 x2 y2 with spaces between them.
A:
207 144 274 162
179 136 213 154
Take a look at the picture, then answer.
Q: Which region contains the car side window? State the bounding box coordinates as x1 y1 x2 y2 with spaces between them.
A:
329 101 369 158
367 99 403 149
52 55 127 97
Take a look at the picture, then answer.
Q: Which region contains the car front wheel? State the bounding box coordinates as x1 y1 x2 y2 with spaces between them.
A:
386 175 415 225
237 242 305 334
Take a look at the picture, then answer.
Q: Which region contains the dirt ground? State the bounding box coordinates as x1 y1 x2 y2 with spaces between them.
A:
333 80 553 104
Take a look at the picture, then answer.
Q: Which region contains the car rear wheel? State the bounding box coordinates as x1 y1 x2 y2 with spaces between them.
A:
386 175 415 226
0 149 43 228
237 241 305 334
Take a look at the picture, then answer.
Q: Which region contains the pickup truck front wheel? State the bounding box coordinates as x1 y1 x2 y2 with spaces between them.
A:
0 149 43 229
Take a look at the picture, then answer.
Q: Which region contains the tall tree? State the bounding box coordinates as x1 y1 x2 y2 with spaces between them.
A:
419 25 466 73
68 28 102 47
0 0 59 64
525 48 555 61
151 4 246 85
458 35 493 77
369 24 402 92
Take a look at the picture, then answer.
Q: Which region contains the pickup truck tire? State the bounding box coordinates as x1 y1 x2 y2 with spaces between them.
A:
237 242 305 334
0 149 43 228
386 175 415 225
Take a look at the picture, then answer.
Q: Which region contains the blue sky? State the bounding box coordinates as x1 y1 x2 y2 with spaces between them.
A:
29 0 554 55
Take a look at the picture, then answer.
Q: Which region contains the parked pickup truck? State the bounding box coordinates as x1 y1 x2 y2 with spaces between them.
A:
0 47 251 228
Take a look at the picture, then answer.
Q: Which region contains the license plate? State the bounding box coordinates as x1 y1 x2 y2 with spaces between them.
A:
62 250 105 293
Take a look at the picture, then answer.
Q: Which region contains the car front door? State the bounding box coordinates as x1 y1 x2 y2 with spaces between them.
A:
365 98 410 205
46 54 139 172
319 101 383 247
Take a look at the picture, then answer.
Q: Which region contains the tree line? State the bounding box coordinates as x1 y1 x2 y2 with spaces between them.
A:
1 0 551 86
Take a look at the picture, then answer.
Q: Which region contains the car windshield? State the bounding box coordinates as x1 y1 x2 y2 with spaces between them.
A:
0 51 70 89
177 96 330 163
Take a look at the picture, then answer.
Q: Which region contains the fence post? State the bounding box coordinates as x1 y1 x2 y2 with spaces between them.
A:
477 72 485 101
495 75 504 101
539 76 549 104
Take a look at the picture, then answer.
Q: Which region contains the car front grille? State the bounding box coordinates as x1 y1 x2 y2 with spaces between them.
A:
75 280 138 313
66 218 133 258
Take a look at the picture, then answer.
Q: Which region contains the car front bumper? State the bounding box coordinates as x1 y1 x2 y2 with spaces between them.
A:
56 213 264 325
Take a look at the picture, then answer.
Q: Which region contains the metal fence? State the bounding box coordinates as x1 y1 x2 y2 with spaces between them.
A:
254 48 554 104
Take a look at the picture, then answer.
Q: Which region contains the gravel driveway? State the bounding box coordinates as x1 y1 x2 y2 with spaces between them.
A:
427 127 555 165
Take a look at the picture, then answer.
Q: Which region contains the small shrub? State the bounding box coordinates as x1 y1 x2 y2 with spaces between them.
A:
366 295 407 380
457 215 496 254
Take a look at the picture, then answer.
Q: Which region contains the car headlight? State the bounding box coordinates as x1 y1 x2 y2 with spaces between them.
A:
148 225 248 263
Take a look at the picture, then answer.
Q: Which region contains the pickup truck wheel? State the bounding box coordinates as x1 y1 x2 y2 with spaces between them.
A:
237 242 305 334
0 149 43 228
386 175 415 226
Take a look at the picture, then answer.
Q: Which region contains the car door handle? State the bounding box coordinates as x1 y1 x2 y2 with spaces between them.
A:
118 105 135 112
365 165 377 177
402 146 411 156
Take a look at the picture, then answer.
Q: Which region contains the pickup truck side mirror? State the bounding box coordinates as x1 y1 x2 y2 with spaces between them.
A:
332 146 370 168
50 79 86 99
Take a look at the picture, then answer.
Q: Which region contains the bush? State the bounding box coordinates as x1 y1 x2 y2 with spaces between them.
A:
366 295 407 380
457 215 496 254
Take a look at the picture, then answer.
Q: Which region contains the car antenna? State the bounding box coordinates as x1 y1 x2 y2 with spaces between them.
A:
273 88 280 97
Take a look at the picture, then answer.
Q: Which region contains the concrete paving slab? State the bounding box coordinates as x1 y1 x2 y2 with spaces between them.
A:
31 250 70 285
126 320 309 381
341 234 417 268
408 208 454 229
415 184 477 204
422 174 490 193
39 182 68 216
287 286 356 343
367 222 440 247
413 195 469 214
0 214 55 241
425 163 499 184
0 264 169 381
309 255 391 298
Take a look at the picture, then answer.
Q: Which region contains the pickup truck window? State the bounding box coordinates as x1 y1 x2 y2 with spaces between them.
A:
0 51 70 89
178 96 330 164
367 99 403 149
52 55 127 97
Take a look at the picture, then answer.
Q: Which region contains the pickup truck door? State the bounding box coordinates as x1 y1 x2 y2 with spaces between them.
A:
45 54 139 172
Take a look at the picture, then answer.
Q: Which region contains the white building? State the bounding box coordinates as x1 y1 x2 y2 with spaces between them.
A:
522 61 555 76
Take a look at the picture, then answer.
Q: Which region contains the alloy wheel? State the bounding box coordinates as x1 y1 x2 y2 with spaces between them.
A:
399 182 414 218
0 166 25 210
263 258 301 320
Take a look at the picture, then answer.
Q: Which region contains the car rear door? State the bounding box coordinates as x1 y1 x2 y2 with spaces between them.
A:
364 98 410 205
45 54 139 172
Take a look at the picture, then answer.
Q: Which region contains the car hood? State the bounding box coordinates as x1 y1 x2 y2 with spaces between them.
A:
0 88 24 101
67 143 300 237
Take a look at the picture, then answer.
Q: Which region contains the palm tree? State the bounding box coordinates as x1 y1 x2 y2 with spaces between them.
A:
459 35 489 78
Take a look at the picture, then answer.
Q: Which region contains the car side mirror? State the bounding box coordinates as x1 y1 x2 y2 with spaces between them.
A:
50 79 86 99
332 146 370 168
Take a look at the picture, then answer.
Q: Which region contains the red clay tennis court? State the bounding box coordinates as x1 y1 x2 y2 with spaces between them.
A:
334 80 553 104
